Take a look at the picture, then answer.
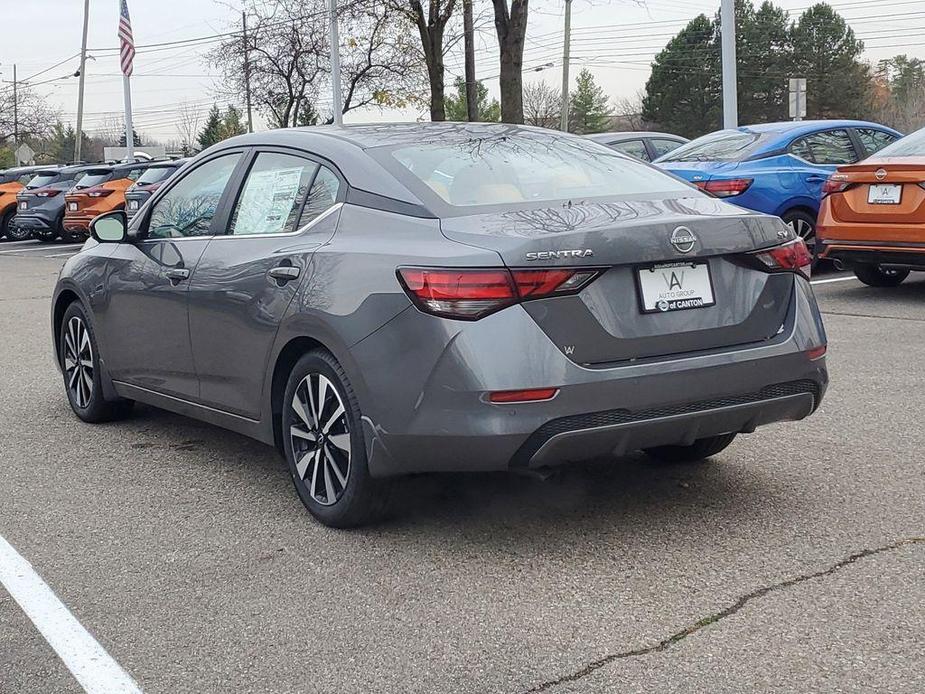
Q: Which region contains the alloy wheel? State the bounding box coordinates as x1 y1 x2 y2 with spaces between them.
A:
289 373 351 506
64 316 94 409
788 217 815 251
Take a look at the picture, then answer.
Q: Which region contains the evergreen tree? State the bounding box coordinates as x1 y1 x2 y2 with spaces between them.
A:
220 105 247 139
735 0 792 123
119 129 143 148
444 77 501 122
197 105 225 150
789 4 872 119
642 14 720 137
568 69 611 134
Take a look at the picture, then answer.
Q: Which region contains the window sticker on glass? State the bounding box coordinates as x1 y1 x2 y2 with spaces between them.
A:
233 167 305 235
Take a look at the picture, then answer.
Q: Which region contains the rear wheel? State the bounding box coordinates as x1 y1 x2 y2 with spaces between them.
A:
282 350 392 528
34 227 58 243
853 264 909 287
1 209 15 240
782 209 816 256
60 302 134 423
644 433 737 464
5 216 31 241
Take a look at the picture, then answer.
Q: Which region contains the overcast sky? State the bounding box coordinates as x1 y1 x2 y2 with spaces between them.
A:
1 0 921 143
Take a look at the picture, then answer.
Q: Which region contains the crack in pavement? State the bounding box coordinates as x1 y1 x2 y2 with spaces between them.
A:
520 537 925 694
822 310 925 323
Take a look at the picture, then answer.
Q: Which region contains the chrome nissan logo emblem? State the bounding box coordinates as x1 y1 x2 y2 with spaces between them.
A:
670 226 697 254
875 168 888 181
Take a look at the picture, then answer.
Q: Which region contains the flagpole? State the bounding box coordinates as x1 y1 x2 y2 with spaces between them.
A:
123 74 134 161
119 0 135 162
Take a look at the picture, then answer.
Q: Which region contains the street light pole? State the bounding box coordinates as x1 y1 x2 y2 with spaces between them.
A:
329 0 343 126
12 64 18 149
75 0 90 161
559 0 572 132
721 0 738 129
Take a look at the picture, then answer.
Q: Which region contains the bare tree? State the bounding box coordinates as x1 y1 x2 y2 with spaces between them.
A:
490 0 528 123
401 0 457 121
523 79 559 128
93 116 125 147
176 101 203 154
0 83 58 145
612 93 646 131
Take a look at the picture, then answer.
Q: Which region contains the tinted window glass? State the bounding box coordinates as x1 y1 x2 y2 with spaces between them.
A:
793 130 857 165
147 154 241 239
609 139 649 161
868 128 922 157
855 128 898 156
27 173 59 188
657 130 766 163
383 135 691 208
125 167 147 181
298 166 341 227
75 172 113 188
17 174 36 185
230 153 317 236
650 138 684 158
136 166 178 185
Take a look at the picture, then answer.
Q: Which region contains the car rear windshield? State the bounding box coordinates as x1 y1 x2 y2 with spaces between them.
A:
135 166 177 185
27 173 59 188
657 130 769 163
376 133 693 208
74 171 113 188
867 127 924 158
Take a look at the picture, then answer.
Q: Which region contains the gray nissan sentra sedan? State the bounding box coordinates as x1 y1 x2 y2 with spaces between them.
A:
51 123 828 527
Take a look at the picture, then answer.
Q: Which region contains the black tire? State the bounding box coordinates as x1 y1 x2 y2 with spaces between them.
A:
853 264 909 287
644 433 737 464
5 215 32 241
59 302 134 423
781 209 816 256
282 349 392 528
34 227 58 243
1 208 15 240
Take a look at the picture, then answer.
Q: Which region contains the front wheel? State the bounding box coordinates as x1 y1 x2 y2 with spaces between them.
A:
60 302 134 423
853 264 909 287
282 350 392 528
644 433 737 464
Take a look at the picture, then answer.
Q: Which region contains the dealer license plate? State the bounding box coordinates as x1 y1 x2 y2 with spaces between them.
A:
638 262 715 313
868 184 901 204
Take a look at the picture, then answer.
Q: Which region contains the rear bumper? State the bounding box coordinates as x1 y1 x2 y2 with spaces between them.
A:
818 240 925 269
352 278 828 477
63 213 95 233
13 212 57 231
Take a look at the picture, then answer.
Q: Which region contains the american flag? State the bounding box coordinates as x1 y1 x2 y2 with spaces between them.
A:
118 0 135 76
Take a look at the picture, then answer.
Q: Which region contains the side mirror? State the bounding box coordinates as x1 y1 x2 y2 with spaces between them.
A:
90 210 127 243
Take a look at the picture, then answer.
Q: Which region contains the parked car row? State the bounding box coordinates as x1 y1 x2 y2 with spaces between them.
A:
0 157 187 243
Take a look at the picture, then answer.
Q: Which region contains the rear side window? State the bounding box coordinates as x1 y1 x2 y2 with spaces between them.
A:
297 166 341 227
17 174 35 185
790 130 858 165
229 152 317 236
125 167 147 181
657 130 763 163
651 138 684 159
609 139 649 161
855 128 898 156
147 153 242 239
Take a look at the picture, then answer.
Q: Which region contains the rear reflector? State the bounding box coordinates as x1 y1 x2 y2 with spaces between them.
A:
489 388 558 403
696 178 753 197
807 345 827 360
397 267 600 320
749 238 813 280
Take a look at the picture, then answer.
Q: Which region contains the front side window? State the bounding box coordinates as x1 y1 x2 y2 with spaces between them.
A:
651 138 684 158
381 134 691 209
855 128 898 156
609 139 649 161
230 153 318 236
791 130 857 165
147 154 241 239
297 166 341 228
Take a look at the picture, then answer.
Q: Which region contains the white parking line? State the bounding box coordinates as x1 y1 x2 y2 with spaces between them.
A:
0 534 142 694
811 276 858 286
0 244 84 255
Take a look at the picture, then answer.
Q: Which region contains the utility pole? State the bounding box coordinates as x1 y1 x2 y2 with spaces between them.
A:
463 0 477 122
242 10 254 133
559 0 572 132
75 0 90 161
12 64 19 148
328 0 343 126
720 0 738 129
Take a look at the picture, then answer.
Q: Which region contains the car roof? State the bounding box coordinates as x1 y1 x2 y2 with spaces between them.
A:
2 164 58 176
739 120 898 136
585 131 687 143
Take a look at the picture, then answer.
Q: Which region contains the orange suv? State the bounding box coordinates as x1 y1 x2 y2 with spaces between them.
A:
62 161 153 241
0 165 57 240
817 128 925 286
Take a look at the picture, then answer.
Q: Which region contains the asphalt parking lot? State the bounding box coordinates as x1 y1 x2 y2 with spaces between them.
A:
1 245 923 694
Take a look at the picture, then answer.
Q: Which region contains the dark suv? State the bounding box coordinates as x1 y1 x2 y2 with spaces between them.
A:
15 164 96 242
124 158 187 219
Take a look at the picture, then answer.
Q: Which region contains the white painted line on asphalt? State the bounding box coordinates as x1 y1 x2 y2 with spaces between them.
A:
46 251 83 258
0 244 84 255
0 534 142 694
811 276 858 286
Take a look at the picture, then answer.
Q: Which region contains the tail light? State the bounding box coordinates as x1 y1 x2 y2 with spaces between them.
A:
696 178 753 197
397 267 600 320
749 238 813 280
33 188 60 198
489 388 559 404
85 187 113 198
822 174 850 197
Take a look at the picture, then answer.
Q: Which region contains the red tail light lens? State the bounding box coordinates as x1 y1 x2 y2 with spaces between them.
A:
397 267 600 320
85 187 113 198
696 178 753 197
822 174 850 197
33 188 59 198
750 238 813 280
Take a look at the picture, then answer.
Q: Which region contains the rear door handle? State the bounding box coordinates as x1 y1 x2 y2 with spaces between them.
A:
268 265 301 283
165 268 190 283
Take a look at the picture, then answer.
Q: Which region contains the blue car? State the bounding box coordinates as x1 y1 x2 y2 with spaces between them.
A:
655 120 903 251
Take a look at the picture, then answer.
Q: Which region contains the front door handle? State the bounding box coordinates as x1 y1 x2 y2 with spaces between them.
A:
806 174 826 183
268 265 301 284
165 268 190 284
